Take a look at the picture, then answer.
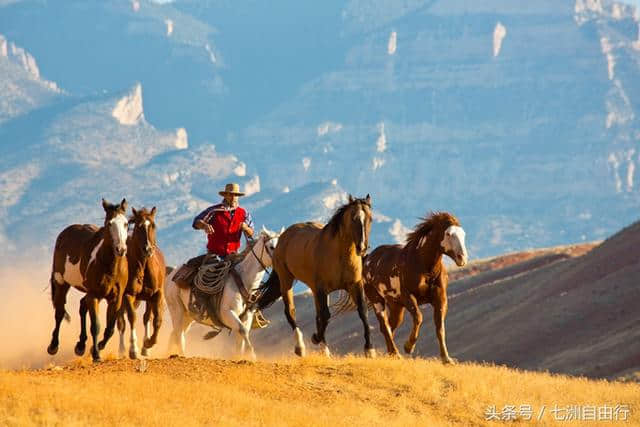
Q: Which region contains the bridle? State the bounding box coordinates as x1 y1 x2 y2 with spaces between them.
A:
250 234 276 272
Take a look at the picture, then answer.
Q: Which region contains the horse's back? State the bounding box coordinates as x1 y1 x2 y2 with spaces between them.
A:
274 222 324 284
276 222 323 255
54 224 99 261
363 244 403 282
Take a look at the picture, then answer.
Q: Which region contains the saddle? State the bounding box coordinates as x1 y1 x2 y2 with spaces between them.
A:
173 253 270 333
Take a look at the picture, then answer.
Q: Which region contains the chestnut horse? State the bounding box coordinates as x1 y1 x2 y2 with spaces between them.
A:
256 195 374 357
335 212 467 363
117 206 166 359
48 199 129 362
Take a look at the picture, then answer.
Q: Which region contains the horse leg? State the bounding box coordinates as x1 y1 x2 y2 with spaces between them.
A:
228 310 256 361
351 283 374 358
166 284 189 357
47 282 70 355
87 296 101 362
433 290 454 364
141 303 152 357
310 288 331 357
121 294 139 359
117 306 126 358
403 294 423 355
143 292 163 356
98 296 120 350
75 296 89 356
281 274 305 357
387 301 406 338
369 291 399 356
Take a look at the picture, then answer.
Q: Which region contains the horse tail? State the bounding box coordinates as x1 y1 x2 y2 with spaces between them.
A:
50 275 71 323
330 290 357 316
330 289 375 316
255 271 282 310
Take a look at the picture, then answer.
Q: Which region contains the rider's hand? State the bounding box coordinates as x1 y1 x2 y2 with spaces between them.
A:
197 220 214 234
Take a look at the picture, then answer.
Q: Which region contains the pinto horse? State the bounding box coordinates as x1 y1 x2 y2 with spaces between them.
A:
48 199 129 362
337 212 467 363
256 195 374 357
117 206 166 359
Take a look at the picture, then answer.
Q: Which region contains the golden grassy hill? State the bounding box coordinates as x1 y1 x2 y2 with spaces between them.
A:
0 356 638 426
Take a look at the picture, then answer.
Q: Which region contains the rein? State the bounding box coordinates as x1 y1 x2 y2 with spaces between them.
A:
235 235 277 305
250 236 275 272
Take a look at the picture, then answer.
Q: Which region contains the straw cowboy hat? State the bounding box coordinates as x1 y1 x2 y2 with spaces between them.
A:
219 182 245 197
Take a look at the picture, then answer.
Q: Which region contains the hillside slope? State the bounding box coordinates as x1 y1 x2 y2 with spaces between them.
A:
0 357 638 426
253 228 639 379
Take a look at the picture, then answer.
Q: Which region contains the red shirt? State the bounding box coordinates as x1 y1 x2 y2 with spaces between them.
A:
193 204 250 256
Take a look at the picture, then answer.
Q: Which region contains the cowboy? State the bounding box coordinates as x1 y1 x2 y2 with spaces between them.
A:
192 182 254 258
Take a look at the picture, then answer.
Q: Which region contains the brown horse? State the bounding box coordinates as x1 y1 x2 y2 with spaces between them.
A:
336 212 468 363
117 206 166 359
256 195 374 357
48 199 129 362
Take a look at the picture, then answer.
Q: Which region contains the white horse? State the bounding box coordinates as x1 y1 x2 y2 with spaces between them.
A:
164 226 281 360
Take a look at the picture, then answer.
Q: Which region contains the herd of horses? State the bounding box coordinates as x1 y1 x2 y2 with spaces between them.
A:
47 195 468 364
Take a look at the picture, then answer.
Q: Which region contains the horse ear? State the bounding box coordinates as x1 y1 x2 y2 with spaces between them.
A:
261 224 268 235
348 194 354 203
365 194 371 206
102 198 109 210
150 206 157 217
131 207 138 217
120 198 127 211
279 226 285 235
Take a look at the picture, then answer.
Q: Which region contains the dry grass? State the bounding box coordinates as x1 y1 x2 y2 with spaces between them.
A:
0 355 638 427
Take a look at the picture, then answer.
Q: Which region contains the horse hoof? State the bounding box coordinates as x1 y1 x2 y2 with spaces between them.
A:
403 342 415 354
311 333 321 345
129 350 139 360
141 347 150 357
74 343 86 356
364 348 376 358
442 357 457 365
92 354 102 363
321 345 332 358
47 344 59 355
97 341 106 351
294 346 306 357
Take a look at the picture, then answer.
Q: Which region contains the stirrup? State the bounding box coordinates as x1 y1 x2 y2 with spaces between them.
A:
251 310 270 329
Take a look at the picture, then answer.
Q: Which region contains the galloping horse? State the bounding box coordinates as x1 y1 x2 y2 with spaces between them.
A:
164 227 280 359
337 212 467 363
117 207 166 359
48 199 129 362
256 195 374 357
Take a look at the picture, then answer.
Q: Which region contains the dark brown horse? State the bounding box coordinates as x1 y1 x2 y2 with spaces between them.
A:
336 212 468 363
256 195 374 357
48 199 129 362
117 206 166 359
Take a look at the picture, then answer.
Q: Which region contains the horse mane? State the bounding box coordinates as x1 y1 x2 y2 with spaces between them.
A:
405 211 460 248
325 197 369 236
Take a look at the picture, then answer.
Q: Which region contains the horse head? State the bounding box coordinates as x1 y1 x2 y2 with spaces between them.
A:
254 225 282 268
345 194 372 256
102 198 129 257
129 206 158 258
440 224 468 267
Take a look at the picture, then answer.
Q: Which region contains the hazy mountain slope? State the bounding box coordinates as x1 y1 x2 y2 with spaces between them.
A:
2 0 640 264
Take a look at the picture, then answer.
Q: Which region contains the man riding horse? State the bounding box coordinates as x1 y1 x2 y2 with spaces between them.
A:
193 182 254 258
